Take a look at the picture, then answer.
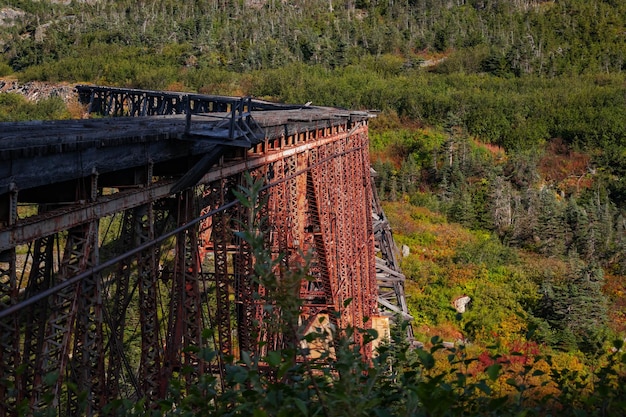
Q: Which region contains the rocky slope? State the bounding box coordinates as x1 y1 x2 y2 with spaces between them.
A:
0 78 76 102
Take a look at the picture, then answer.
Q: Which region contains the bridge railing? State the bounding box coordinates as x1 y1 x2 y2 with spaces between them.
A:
76 85 303 117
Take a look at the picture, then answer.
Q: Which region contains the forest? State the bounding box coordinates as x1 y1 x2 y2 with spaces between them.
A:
1 0 626 414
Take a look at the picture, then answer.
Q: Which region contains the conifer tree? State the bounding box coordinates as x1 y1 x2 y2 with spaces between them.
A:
565 197 588 258
536 188 566 257
535 258 609 355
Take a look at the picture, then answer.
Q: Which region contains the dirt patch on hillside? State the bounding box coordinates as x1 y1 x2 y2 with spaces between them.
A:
0 78 76 102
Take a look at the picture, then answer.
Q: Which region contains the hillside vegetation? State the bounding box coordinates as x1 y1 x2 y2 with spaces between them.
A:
2 0 626 77
2 0 626 413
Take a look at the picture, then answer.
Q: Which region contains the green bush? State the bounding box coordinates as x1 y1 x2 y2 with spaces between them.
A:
0 93 70 121
107 324 626 416
0 62 13 76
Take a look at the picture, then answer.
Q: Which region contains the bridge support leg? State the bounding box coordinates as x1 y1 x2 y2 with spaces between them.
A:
18 234 56 410
106 211 135 402
164 190 203 389
181 201 202 382
70 225 104 415
0 248 18 417
211 179 233 357
0 186 19 417
136 203 163 403
233 175 255 356
32 222 99 414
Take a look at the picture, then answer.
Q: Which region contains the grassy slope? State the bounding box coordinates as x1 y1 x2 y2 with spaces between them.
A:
376 122 626 358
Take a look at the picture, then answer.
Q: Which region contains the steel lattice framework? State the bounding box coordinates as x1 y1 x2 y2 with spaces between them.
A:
0 86 409 415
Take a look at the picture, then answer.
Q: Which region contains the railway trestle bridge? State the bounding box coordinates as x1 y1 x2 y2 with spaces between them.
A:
0 86 410 415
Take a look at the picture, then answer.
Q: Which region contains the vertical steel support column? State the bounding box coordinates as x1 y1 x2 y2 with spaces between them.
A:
163 205 182 388
233 173 255 355
33 221 97 413
334 138 354 330
286 154 300 258
343 136 360 334
137 203 162 403
254 175 272 355
18 234 56 408
360 131 378 322
265 157 288 353
165 189 203 384
68 220 103 415
310 141 340 326
303 149 333 314
182 204 202 377
68 171 104 415
284 151 306 352
355 135 369 332
271 157 289 268
0 247 18 417
0 186 18 409
326 141 344 326
106 211 134 401
345 132 373 352
211 179 232 356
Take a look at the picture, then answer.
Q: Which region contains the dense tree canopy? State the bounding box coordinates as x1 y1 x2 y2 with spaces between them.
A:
2 0 626 77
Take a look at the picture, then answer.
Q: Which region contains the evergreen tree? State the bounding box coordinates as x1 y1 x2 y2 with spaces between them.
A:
399 155 421 196
534 259 609 356
614 213 626 275
535 188 566 257
448 185 476 228
587 194 616 262
565 197 588 258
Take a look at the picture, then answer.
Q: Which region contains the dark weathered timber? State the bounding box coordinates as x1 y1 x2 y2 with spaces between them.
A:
0 105 367 198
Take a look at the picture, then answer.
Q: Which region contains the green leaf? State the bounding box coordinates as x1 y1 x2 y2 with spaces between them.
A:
416 348 435 370
486 364 501 381
241 351 253 367
232 189 253 208
292 397 308 415
476 380 492 395
265 350 282 367
361 328 379 344
43 371 59 387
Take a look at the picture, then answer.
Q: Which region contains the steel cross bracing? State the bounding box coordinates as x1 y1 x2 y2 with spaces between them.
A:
0 86 410 414
371 169 415 343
